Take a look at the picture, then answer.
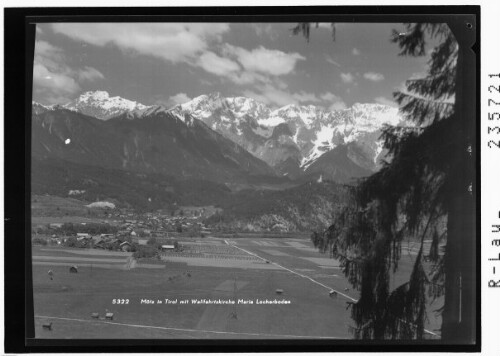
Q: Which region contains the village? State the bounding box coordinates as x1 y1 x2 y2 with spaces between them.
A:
32 206 216 256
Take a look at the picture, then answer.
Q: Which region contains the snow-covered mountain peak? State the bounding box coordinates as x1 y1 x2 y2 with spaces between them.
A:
63 90 150 120
223 96 270 118
79 90 110 102
348 103 402 128
179 92 225 117
32 101 56 115
270 104 324 129
34 90 406 181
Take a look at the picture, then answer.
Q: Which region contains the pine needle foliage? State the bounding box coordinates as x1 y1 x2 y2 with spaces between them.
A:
294 22 462 340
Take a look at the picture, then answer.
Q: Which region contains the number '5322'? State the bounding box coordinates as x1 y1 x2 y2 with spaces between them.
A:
112 299 130 304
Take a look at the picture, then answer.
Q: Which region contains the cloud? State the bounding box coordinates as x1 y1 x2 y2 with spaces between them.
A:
169 93 192 105
34 40 65 68
255 87 296 107
363 72 385 82
196 55 269 86
374 96 398 107
242 90 273 106
52 23 305 88
51 23 304 89
161 93 193 107
33 40 107 104
197 51 240 76
328 101 347 111
227 71 270 85
340 72 354 84
33 41 82 103
224 44 305 76
325 55 341 67
78 66 105 82
197 45 305 86
153 92 193 107
320 92 337 101
51 23 230 64
243 85 321 108
33 63 80 95
320 91 347 111
352 48 361 56
274 78 288 90
292 91 321 103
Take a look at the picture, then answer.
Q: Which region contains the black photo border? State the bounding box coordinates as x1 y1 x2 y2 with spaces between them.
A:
4 5 480 353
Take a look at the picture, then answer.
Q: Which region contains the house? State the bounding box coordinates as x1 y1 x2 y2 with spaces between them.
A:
69 266 78 273
94 239 106 249
120 241 132 252
91 236 104 248
76 233 90 238
49 223 63 229
107 238 123 250
161 245 175 252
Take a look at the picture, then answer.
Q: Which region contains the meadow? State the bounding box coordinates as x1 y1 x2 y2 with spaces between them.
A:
32 236 441 339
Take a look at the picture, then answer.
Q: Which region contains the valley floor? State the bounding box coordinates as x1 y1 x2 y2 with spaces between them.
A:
32 236 442 340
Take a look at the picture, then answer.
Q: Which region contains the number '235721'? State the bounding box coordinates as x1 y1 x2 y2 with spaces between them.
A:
488 74 500 148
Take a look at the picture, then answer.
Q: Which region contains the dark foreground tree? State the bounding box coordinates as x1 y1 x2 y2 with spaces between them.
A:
295 22 476 341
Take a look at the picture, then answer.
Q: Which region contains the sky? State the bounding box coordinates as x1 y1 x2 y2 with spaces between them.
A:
33 22 437 110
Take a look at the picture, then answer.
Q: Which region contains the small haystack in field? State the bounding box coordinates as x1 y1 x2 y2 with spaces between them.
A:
105 312 114 320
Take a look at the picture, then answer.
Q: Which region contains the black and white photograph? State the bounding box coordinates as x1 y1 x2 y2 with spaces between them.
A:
4 6 481 350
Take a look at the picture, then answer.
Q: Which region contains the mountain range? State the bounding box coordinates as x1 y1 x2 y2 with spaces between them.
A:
32 90 406 231
32 105 276 185
33 90 403 184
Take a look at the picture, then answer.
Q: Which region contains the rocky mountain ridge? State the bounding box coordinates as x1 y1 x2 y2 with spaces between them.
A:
33 90 405 183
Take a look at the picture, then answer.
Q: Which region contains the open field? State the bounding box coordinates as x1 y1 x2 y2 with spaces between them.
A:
31 195 121 227
32 236 442 339
31 215 109 225
32 195 90 216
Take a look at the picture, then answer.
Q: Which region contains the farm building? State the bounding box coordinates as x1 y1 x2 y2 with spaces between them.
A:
161 245 175 252
77 235 91 242
91 236 104 248
120 241 132 252
76 233 90 238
